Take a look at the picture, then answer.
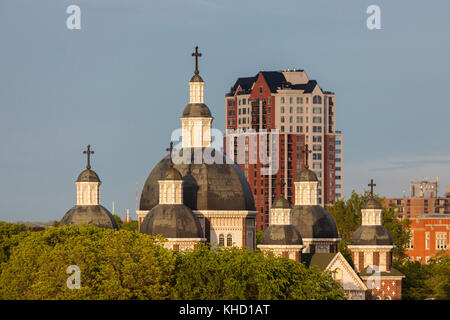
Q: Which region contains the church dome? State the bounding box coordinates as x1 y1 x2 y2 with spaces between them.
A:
363 197 383 210
76 169 101 182
351 225 393 245
260 225 303 245
190 74 204 82
295 168 318 182
272 197 291 209
139 147 255 212
140 204 203 238
182 103 212 118
290 205 339 239
60 205 118 229
163 166 183 180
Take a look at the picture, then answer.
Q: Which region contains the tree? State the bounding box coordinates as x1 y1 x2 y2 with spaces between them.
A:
170 244 345 300
0 225 175 300
394 251 450 300
327 191 411 263
113 214 124 229
122 220 138 232
0 222 33 267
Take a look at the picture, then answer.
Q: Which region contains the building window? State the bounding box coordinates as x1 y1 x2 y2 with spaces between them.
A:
281 97 285 103
281 106 285 113
313 126 322 133
289 116 293 123
425 232 430 250
313 107 322 114
227 234 233 247
313 136 322 143
407 232 414 249
281 126 284 132
259 87 263 94
281 116 285 123
436 232 447 249
313 117 322 123
219 234 224 246
313 95 322 104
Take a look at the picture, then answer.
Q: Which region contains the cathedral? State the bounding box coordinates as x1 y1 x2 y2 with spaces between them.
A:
59 47 403 300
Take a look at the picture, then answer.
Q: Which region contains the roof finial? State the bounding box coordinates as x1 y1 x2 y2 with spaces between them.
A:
83 144 94 170
368 179 376 197
192 46 202 75
302 144 312 169
166 141 174 168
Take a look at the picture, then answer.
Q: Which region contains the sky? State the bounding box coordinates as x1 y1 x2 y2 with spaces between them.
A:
1 0 450 222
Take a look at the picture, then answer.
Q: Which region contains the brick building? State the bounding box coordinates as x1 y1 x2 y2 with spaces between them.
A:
406 214 450 264
224 70 343 230
384 179 450 219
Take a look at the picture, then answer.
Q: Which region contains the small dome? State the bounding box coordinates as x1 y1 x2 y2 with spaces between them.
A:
190 74 204 82
272 197 291 209
162 166 183 180
363 197 383 210
60 205 118 229
295 168 318 182
351 225 393 245
182 103 212 118
140 204 203 238
260 225 303 245
76 169 100 182
291 205 339 239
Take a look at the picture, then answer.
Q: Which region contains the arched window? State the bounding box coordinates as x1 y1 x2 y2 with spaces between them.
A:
219 234 224 246
313 95 322 104
227 234 233 247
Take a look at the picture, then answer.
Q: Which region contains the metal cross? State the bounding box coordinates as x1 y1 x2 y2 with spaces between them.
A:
192 46 202 75
302 144 312 169
166 141 174 167
368 179 376 196
83 145 94 170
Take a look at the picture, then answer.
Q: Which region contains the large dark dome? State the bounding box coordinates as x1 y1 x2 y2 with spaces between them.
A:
290 205 339 239
182 103 212 118
260 225 303 245
60 205 118 229
140 204 203 238
351 225 393 245
139 148 255 211
76 169 100 182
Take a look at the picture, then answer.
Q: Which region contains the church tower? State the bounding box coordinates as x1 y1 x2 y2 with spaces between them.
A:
348 180 404 300
258 187 305 261
290 145 340 253
60 145 118 229
181 46 213 148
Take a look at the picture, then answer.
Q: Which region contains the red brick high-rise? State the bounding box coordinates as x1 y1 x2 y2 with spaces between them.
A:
224 70 343 230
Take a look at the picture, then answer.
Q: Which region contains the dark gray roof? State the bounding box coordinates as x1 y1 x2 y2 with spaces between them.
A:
290 205 339 239
272 197 291 209
190 74 204 82
140 204 203 238
60 205 118 229
76 169 100 182
351 225 393 245
162 167 183 180
295 168 318 182
363 197 383 210
260 225 303 245
260 71 288 93
290 80 319 93
359 266 404 278
302 253 337 271
181 103 212 118
232 76 257 93
139 148 256 211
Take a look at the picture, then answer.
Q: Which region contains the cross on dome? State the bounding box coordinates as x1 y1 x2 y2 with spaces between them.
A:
368 179 376 197
83 144 94 169
166 141 174 167
192 46 202 75
302 144 312 169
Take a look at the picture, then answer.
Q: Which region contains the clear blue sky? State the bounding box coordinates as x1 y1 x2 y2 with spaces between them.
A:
1 0 450 222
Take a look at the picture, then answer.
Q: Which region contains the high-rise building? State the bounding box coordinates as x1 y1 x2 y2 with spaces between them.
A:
224 69 343 230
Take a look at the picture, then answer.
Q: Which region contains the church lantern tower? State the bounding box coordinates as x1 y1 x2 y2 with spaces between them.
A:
290 145 340 253
348 180 404 300
258 181 305 261
181 46 213 149
60 145 118 229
